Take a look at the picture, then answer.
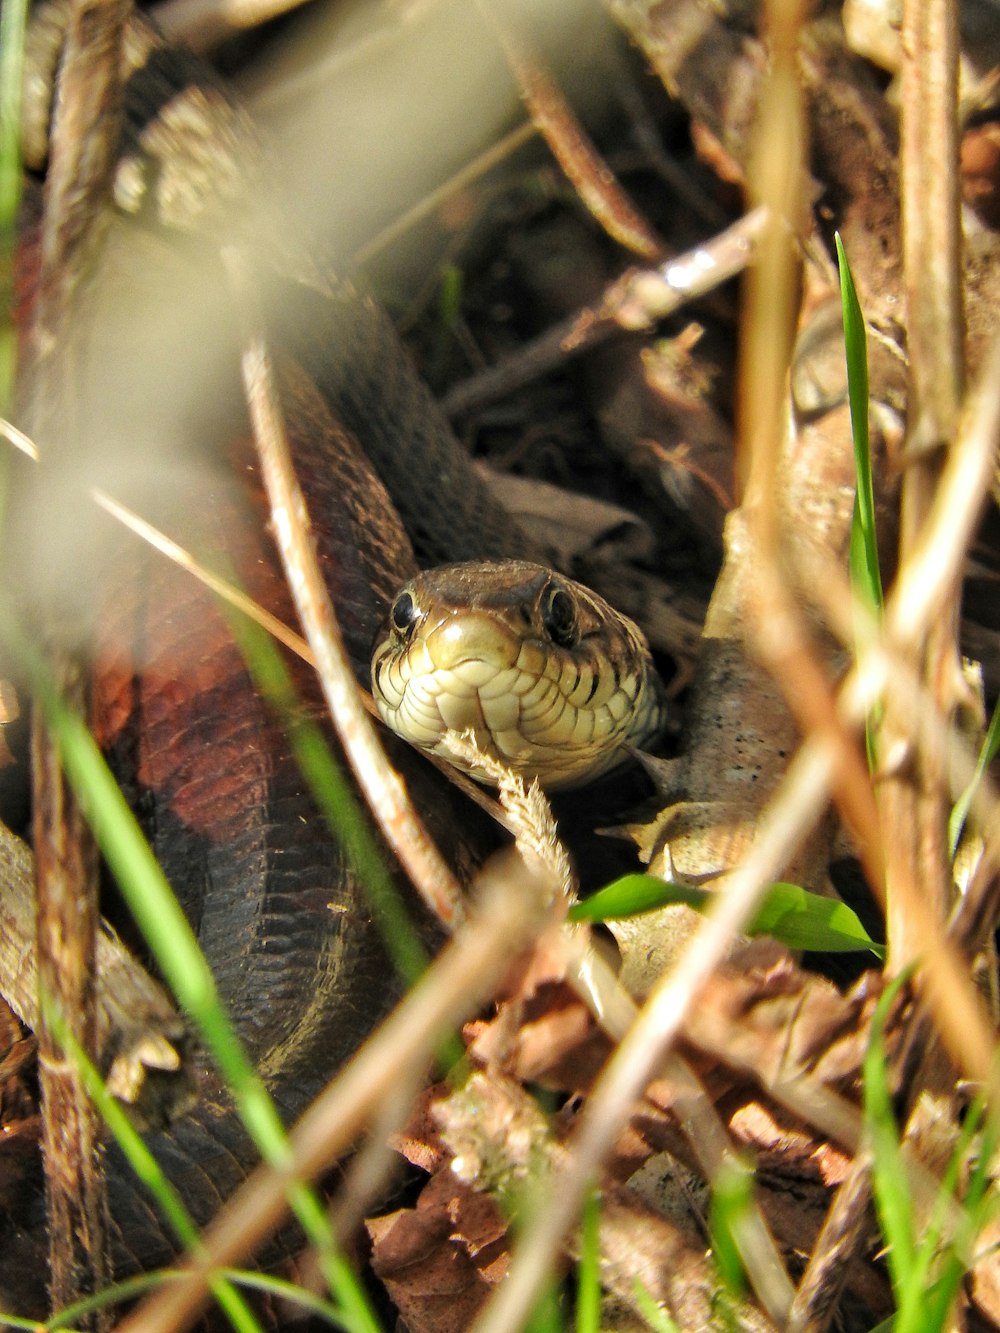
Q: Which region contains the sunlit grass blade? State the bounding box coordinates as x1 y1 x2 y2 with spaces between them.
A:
836 233 882 617
708 1155 752 1299
575 1184 601 1333
43 1265 355 1331
894 1084 998 1333
864 973 916 1301
0 599 380 1333
836 233 883 769
0 0 26 413
40 1004 262 1333
948 694 1000 856
569 873 884 957
631 1279 680 1333
525 1280 564 1333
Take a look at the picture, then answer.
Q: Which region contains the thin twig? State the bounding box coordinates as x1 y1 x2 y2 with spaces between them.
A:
885 330 1000 648
25 0 134 1318
881 0 966 970
442 207 767 418
738 0 885 895
153 0 311 51
787 1150 875 1332
31 673 112 1328
28 0 131 398
223 246 466 931
477 0 663 261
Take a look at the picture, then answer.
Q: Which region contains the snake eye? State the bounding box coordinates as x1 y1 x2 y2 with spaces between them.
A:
391 591 418 634
541 582 578 648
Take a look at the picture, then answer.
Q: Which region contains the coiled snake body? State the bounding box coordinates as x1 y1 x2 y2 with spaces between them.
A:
4 4 663 1316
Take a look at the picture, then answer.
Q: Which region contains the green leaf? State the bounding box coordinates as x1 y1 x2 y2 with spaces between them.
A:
570 875 884 958
746 880 885 957
948 693 1000 856
568 875 708 922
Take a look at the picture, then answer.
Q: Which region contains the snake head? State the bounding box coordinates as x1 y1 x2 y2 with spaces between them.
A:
371 560 666 791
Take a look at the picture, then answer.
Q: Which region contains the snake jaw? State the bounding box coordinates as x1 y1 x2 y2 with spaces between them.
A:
371 560 667 791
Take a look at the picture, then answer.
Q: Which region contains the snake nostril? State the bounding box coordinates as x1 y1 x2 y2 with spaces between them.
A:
391 590 418 634
541 582 579 649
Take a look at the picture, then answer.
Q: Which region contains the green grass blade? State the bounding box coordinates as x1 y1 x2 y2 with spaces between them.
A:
631 1279 680 1332
708 1156 751 1298
45 1266 353 1331
837 233 883 768
836 233 883 616
525 1281 564 1333
0 0 27 413
575 1185 601 1333
864 973 917 1299
895 1091 998 1333
40 1005 261 1333
948 694 1000 856
0 601 380 1333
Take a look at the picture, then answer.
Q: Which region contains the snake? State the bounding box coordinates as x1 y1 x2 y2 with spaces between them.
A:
2 2 664 1319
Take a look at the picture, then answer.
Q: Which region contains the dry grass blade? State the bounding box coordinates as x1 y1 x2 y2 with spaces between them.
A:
223 247 466 933
881 0 966 971
27 0 130 385
90 489 317 672
154 0 313 52
353 120 535 269
117 848 559 1333
473 740 842 1332
30 675 111 1328
23 0 135 1318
